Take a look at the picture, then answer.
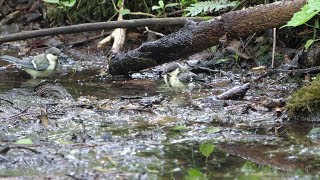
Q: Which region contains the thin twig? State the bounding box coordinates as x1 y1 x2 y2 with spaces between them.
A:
271 28 276 68
0 17 208 43
129 12 156 18
144 27 165 37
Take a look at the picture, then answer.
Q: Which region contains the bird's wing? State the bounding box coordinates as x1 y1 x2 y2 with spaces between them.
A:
28 54 49 70
178 71 204 83
0 55 36 69
0 54 50 71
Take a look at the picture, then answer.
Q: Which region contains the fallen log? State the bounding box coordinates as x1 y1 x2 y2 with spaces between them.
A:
109 0 306 75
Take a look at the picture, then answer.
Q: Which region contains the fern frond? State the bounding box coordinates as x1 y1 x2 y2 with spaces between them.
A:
185 0 238 17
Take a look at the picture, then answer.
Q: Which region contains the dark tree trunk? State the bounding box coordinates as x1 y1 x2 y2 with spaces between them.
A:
109 0 306 75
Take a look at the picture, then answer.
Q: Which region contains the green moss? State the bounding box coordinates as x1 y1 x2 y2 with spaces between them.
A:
286 77 320 116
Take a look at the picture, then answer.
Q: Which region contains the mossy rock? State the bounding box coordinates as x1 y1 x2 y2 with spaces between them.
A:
286 77 320 121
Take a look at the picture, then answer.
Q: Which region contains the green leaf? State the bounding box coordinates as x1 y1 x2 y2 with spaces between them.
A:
120 8 130 15
282 4 319 28
159 0 165 9
185 0 238 17
60 0 76 7
152 5 161 11
165 3 180 8
199 143 214 157
309 0 320 11
171 125 189 132
43 0 60 4
117 0 123 7
15 138 33 145
205 127 220 133
305 39 315 51
187 168 203 177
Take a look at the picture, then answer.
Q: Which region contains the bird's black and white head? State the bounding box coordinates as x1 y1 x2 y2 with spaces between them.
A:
45 47 61 56
162 62 188 75
43 47 61 67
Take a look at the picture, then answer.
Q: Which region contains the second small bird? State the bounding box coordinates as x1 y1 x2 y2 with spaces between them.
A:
162 62 204 92
0 47 61 78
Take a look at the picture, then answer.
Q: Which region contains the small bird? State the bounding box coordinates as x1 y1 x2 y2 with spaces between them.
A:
162 62 204 92
0 47 61 78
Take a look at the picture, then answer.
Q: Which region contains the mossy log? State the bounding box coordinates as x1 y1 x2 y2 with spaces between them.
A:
109 0 306 75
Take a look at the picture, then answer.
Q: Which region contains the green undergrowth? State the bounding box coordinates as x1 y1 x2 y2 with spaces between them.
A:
286 77 320 116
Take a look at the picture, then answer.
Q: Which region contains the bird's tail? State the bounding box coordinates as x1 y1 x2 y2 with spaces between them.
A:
0 55 23 64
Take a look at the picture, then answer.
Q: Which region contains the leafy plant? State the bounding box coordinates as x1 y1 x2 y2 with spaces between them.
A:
43 0 78 24
180 0 199 8
282 0 320 28
199 143 214 157
152 0 180 16
185 168 204 179
152 0 165 11
43 0 77 8
282 0 320 49
120 8 131 15
304 38 320 51
304 19 320 51
110 0 131 16
185 0 238 17
184 143 215 179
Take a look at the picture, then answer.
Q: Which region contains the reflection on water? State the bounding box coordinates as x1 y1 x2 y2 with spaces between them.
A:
61 78 162 99
0 72 162 100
